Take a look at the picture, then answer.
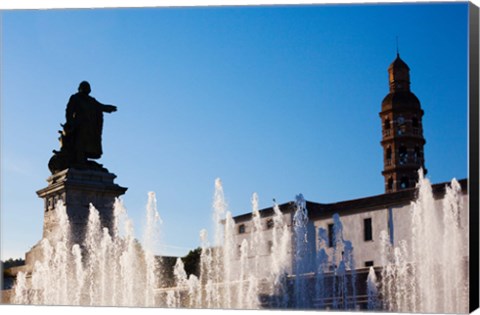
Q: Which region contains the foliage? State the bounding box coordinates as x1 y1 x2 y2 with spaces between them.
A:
2 258 25 281
1 258 25 270
182 247 201 278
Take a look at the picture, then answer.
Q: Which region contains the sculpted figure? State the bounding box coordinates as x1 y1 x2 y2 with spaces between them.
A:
49 81 117 174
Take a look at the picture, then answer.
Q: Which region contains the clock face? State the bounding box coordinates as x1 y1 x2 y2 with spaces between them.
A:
397 116 405 124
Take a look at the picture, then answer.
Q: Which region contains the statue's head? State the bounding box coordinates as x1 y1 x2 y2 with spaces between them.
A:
78 81 91 95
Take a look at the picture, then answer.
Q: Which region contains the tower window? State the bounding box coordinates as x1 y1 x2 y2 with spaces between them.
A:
400 176 409 189
386 147 392 165
365 261 374 267
399 145 408 164
412 117 419 135
328 223 334 248
412 117 419 127
414 146 421 163
387 178 394 191
385 118 391 129
384 118 391 136
364 218 373 241
397 116 406 135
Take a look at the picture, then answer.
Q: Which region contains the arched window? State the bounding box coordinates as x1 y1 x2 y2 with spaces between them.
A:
412 117 419 127
386 147 392 165
384 118 391 136
386 147 392 158
387 177 394 191
385 118 391 129
412 117 419 134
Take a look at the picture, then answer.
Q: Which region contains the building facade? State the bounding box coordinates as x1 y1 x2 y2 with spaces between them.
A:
227 54 469 311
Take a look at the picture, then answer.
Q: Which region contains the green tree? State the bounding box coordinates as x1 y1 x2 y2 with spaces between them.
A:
182 247 201 278
2 258 25 269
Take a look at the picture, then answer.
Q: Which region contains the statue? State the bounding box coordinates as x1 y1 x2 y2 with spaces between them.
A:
48 81 117 174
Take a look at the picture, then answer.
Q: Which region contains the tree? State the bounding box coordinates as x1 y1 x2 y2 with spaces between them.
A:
1 258 25 270
182 247 201 278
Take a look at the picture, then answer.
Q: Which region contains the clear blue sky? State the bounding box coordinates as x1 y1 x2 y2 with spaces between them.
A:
1 2 469 260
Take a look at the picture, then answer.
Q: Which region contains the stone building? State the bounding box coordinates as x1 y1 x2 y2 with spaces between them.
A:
227 54 470 311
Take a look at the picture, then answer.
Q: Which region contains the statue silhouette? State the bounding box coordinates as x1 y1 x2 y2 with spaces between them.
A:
49 81 117 174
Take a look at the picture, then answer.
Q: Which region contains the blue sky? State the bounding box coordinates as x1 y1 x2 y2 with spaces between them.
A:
0 2 470 260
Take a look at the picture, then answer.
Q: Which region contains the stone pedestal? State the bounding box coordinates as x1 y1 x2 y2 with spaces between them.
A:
37 168 127 244
25 168 127 266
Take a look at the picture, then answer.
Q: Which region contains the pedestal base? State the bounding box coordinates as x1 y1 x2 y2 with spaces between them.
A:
34 168 127 251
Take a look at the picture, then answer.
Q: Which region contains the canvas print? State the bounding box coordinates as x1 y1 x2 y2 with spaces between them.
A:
1 2 478 313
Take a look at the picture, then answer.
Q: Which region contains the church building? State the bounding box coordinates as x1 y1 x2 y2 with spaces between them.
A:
227 54 469 310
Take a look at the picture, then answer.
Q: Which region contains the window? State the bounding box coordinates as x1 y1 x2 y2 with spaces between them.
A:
414 146 423 163
365 261 374 267
412 117 419 127
400 176 409 189
384 118 391 129
328 223 334 248
399 145 408 164
412 117 420 135
267 240 273 254
384 118 391 136
386 147 392 165
364 218 373 241
387 177 394 191
266 219 274 229
238 224 245 234
397 116 406 135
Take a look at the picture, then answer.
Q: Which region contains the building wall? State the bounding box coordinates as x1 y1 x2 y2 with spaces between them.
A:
229 212 294 279
229 190 469 275
314 206 390 269
312 193 468 270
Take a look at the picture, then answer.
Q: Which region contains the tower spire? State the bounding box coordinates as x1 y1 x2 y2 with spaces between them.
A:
396 36 400 56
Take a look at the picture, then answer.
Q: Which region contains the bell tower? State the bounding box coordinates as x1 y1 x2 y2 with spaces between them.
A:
380 53 427 193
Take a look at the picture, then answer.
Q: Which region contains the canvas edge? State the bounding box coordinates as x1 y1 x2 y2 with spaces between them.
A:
469 1 480 313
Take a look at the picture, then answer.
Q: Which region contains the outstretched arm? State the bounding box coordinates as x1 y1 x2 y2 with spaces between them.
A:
101 104 117 113
93 98 117 113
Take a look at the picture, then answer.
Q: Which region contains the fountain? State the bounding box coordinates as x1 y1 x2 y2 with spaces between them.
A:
379 170 468 313
11 172 468 313
14 196 160 306
367 266 380 310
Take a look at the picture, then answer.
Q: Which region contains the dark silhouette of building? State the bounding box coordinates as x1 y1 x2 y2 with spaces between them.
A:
380 53 427 193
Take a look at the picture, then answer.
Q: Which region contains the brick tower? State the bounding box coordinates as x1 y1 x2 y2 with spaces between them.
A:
380 53 427 193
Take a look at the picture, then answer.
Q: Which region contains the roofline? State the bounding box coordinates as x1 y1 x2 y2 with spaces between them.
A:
231 178 468 223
